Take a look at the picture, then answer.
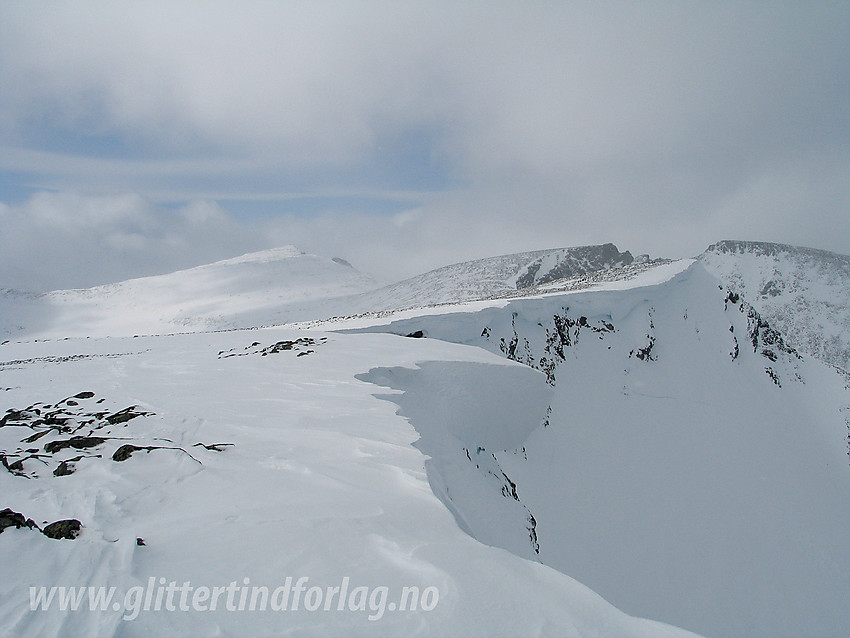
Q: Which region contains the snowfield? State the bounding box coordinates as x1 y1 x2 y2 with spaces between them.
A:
1 242 848 637
0 328 697 638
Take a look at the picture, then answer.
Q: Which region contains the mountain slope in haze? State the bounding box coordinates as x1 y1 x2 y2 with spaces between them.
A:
354 261 850 638
0 246 379 339
2 244 659 339
699 240 850 372
344 243 651 314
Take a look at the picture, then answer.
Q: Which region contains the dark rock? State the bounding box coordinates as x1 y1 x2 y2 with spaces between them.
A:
405 331 425 338
45 436 106 454
1 454 20 476
112 444 143 462
53 461 73 476
42 519 82 540
0 508 38 533
1 409 34 427
136 537 146 546
73 392 95 399
105 407 146 425
53 456 83 477
193 442 234 452
111 444 164 462
516 243 634 289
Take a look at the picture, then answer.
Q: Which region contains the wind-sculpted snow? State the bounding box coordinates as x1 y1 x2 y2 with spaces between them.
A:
353 262 850 638
700 240 850 372
0 329 700 638
357 361 551 560
2 241 848 637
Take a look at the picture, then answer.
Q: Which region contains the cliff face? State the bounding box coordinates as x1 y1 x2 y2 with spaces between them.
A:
514 243 634 289
355 261 850 638
700 240 850 372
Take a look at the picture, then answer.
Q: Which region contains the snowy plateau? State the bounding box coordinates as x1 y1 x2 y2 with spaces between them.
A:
0 242 848 638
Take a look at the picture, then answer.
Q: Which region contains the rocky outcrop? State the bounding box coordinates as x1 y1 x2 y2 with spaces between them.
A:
514 243 634 289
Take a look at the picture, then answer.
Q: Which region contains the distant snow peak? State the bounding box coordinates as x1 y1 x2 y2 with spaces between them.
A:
706 239 847 261
344 243 652 316
512 243 634 289
216 245 306 266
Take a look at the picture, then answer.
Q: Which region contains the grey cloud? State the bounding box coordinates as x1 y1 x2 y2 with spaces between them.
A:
0 2 848 289
0 193 261 291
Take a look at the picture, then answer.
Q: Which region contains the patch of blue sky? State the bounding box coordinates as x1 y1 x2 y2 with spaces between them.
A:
223 194 419 221
370 123 458 192
1 117 459 214
0 171 40 204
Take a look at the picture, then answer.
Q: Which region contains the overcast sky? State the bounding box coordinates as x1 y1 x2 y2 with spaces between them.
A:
1 1 848 291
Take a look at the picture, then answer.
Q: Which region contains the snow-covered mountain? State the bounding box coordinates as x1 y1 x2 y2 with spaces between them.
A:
1 241 848 637
0 246 379 339
699 240 850 373
345 243 649 314
1 243 661 339
512 242 636 289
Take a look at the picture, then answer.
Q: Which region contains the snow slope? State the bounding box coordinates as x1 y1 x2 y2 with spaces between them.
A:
0 326 696 638
352 262 850 638
0 247 379 339
700 240 850 372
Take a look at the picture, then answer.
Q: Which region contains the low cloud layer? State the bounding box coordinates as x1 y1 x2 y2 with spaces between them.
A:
1 2 848 291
